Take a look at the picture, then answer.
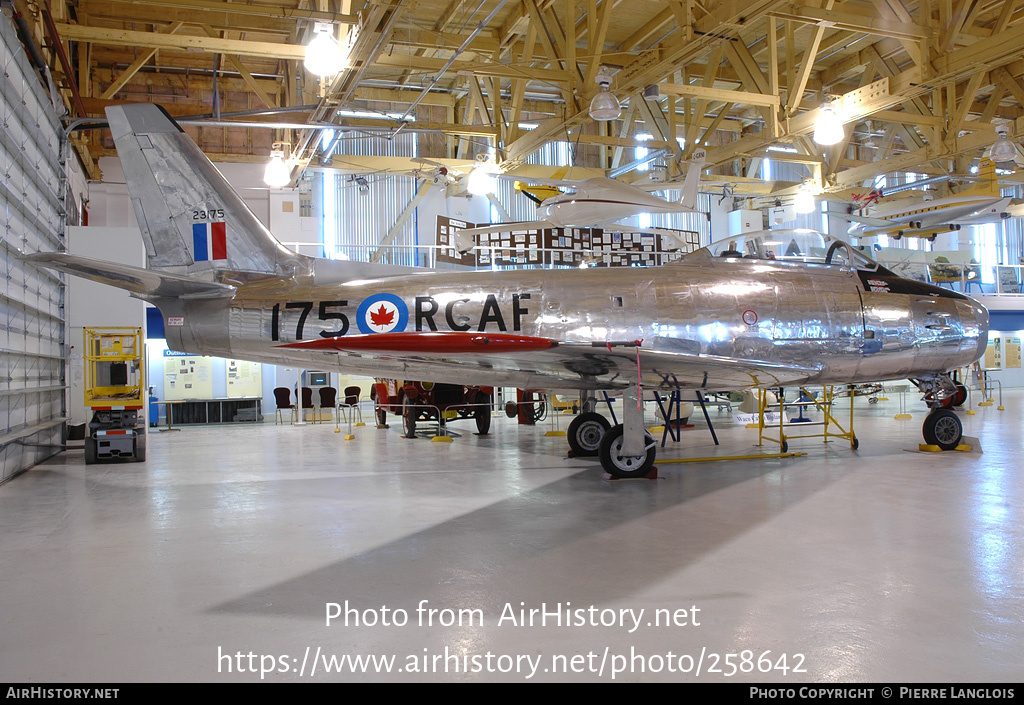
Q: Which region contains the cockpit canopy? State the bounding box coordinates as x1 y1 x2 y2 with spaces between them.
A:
684 229 882 272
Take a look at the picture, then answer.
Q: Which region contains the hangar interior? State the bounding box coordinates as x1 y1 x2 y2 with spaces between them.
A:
1 0 1024 683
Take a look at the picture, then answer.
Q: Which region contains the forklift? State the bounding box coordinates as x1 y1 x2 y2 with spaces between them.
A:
83 327 146 463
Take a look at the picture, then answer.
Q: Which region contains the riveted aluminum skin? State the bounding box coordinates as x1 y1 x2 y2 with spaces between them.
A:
165 238 987 394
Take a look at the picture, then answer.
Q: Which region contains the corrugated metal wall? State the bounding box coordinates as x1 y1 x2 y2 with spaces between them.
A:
321 132 420 264
0 17 66 484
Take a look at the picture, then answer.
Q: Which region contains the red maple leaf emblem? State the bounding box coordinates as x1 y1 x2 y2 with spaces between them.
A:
369 303 395 328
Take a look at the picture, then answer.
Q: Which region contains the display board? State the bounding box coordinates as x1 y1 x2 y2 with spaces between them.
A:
1006 337 1021 369
436 216 477 266
226 359 262 397
163 350 214 400
436 216 700 268
984 337 1002 369
997 266 1020 294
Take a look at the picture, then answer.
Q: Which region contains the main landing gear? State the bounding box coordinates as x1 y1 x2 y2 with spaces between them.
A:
567 412 609 457
597 383 657 479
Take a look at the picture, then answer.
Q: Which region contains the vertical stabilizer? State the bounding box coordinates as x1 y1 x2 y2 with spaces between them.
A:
105 104 304 278
679 148 706 209
963 158 1000 197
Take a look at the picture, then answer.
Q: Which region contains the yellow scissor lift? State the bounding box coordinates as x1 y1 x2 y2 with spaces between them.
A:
756 386 859 453
83 327 146 464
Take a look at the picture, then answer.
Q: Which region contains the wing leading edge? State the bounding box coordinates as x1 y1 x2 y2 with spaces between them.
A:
280 332 821 391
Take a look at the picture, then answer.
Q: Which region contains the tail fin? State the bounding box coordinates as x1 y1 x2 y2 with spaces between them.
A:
678 148 706 209
106 104 304 278
964 157 1000 197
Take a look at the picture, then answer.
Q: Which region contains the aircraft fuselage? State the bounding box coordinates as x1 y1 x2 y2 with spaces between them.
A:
854 195 1011 231
537 178 689 228
157 258 987 392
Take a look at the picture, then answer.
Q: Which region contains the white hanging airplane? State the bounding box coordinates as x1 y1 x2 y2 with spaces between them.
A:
452 151 708 250
835 159 1013 240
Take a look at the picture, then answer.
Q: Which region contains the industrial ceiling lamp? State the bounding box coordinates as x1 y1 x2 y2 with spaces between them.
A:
794 183 816 214
304 22 348 77
988 123 1017 170
467 153 498 196
589 69 621 121
263 142 291 188
813 100 844 146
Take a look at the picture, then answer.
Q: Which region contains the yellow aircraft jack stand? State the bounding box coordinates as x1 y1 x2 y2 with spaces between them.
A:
757 386 859 453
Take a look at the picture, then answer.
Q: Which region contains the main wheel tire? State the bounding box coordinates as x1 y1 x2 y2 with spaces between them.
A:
84 437 97 465
923 409 962 450
134 435 147 462
376 407 387 426
402 397 417 438
474 395 491 434
598 425 656 479
567 412 610 457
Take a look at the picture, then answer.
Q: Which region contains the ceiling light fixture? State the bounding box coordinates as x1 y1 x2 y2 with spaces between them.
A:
989 123 1017 170
467 153 498 196
813 100 844 146
589 69 621 121
304 22 348 77
794 183 816 214
264 142 292 187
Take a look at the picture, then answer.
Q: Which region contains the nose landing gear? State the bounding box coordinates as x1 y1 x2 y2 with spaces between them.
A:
912 375 965 450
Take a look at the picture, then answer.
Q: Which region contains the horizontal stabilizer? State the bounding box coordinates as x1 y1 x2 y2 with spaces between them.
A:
24 252 236 299
279 331 559 354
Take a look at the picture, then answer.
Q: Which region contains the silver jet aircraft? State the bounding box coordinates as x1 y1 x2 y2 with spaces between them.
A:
28 104 989 477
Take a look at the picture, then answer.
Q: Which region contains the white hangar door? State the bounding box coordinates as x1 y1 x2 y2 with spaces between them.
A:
0 17 67 483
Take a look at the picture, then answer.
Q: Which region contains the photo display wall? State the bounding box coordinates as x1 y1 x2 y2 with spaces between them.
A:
436 216 700 268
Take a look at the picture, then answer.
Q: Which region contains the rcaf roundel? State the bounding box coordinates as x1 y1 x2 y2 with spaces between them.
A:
356 293 409 334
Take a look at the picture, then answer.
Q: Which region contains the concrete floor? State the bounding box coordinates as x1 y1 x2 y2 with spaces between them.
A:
1 388 1022 683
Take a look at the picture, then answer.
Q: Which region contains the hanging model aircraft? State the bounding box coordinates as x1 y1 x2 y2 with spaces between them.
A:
834 158 1012 240
27 104 989 477
450 150 709 250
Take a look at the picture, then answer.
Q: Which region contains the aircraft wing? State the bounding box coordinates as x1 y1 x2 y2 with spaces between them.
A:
23 252 237 299
497 174 579 190
829 210 895 229
280 332 820 391
634 181 686 193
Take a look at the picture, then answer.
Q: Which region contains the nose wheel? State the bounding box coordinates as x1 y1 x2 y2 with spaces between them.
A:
923 409 963 450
